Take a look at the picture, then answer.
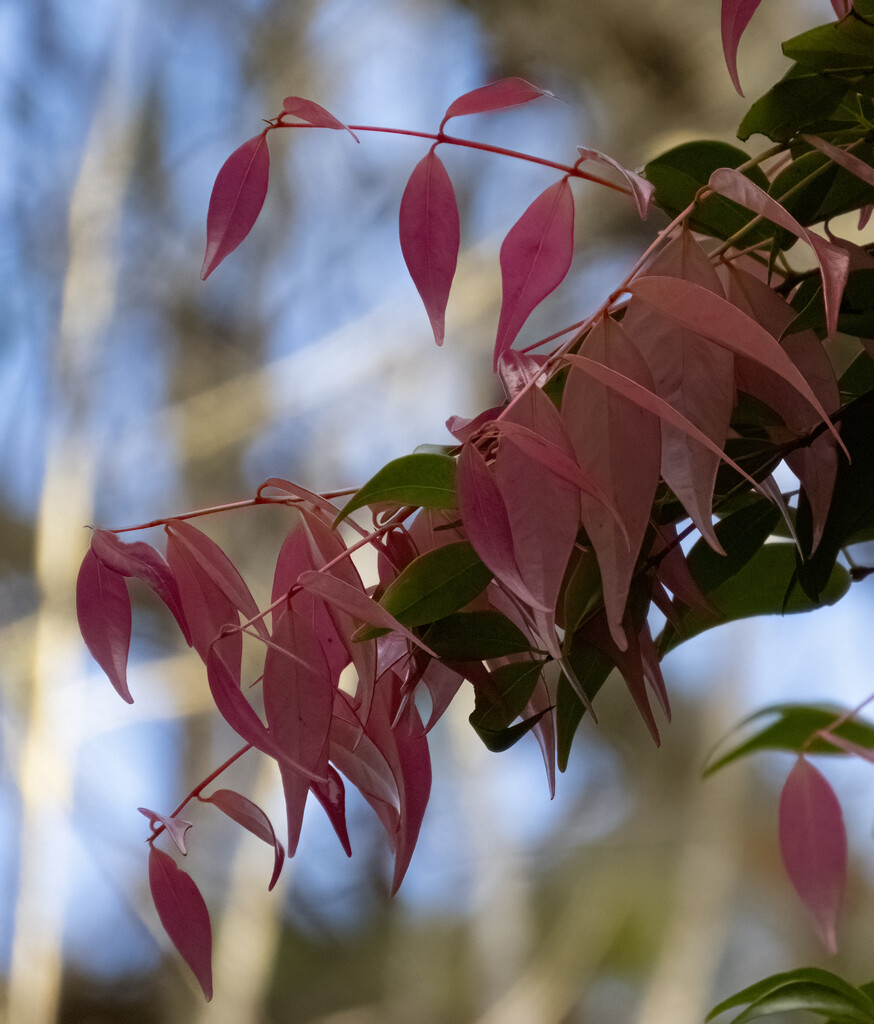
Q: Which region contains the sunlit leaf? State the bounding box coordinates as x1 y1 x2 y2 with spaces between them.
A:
282 96 359 141
76 548 132 703
137 808 192 855
334 453 457 526
441 77 552 126
201 132 270 280
148 847 213 1001
399 149 459 345
779 756 847 954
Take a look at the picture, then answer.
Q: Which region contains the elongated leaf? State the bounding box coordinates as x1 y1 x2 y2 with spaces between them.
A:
76 548 132 703
310 766 352 858
803 134 874 189
577 146 654 218
494 178 575 368
137 808 192 855
334 453 457 526
707 967 874 1022
390 699 431 894
780 756 847 953
281 96 359 141
441 77 551 126
377 541 492 627
721 0 764 95
704 703 874 777
627 275 846 451
165 520 267 640
201 132 270 280
148 847 213 1000
399 150 459 345
708 168 851 338
206 789 285 889
422 610 533 660
90 529 191 645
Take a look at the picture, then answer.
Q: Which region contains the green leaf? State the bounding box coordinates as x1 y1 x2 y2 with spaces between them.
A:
738 71 850 142
839 350 874 402
469 660 544 732
556 638 614 771
644 141 772 242
687 499 783 595
659 543 850 654
782 16 874 73
358 542 491 642
422 610 533 661
707 968 874 1024
334 453 457 525
703 703 874 776
470 707 551 753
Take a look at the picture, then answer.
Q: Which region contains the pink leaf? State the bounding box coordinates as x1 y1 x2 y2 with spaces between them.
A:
399 149 460 345
779 756 847 954
165 520 267 640
441 77 552 127
137 808 193 855
803 135 874 189
201 132 270 280
76 547 132 703
721 0 764 96
90 530 191 645
494 178 575 369
831 0 851 17
263 608 333 854
576 147 654 219
561 318 661 651
497 350 547 398
627 274 847 455
206 789 285 890
310 766 352 858
148 846 213 1000
281 96 359 141
390 699 431 894
708 168 851 338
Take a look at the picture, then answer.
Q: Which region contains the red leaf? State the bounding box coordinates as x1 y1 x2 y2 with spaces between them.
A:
311 766 352 858
282 96 359 141
779 757 847 954
201 132 270 280
576 147 654 219
138 808 193 855
206 789 285 890
263 609 333 854
720 0 764 96
399 149 460 345
494 179 575 369
441 77 552 127
708 168 850 338
148 847 213 1000
76 547 132 703
90 530 191 645
803 134 874 189
390 699 431 894
497 350 547 398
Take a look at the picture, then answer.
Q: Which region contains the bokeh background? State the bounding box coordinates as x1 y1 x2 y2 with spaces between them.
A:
3 0 874 1021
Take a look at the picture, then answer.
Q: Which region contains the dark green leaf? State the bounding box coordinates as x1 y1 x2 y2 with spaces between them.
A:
839 350 874 402
738 72 850 142
422 610 533 661
686 499 783 595
556 639 614 771
470 660 544 732
782 16 874 73
334 453 456 525
644 141 772 242
703 703 874 776
470 707 551 753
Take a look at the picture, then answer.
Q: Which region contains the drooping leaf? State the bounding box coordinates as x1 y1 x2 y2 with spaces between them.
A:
399 149 460 345
389 697 431 894
469 660 544 733
577 146 654 218
205 789 285 889
441 77 552 126
281 96 359 141
334 453 457 526
263 608 333 855
779 756 847 954
471 707 551 753
556 637 615 771
137 808 193 855
76 547 132 703
90 530 191 645
148 847 213 1001
422 609 533 661
493 178 575 368
708 168 851 338
703 703 874 777
721 0 765 95
201 132 270 280
310 766 352 858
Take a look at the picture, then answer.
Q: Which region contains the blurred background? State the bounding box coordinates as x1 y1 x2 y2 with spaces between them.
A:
3 0 874 1021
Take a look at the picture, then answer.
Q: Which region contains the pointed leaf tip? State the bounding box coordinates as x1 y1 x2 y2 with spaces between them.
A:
779 756 846 954
148 847 213 1000
76 547 132 703
201 132 270 280
441 77 553 127
281 97 359 141
720 0 764 96
399 150 460 345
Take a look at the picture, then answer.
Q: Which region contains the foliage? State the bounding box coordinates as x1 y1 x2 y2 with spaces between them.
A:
75 0 874 1011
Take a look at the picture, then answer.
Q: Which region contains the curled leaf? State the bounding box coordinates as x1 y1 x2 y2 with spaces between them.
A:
577 147 654 218
148 846 213 1000
206 790 285 890
494 178 575 369
137 808 193 855
720 0 764 96
201 132 270 280
399 149 460 345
